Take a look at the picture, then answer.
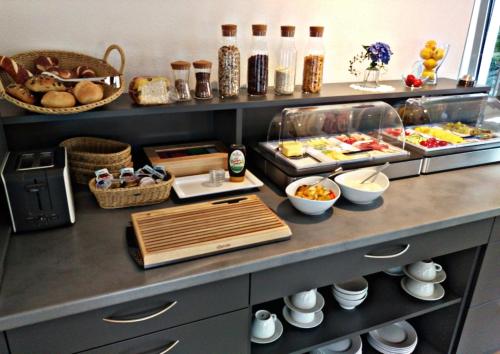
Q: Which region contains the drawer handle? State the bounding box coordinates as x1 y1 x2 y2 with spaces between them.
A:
159 340 180 354
102 301 178 324
364 244 410 259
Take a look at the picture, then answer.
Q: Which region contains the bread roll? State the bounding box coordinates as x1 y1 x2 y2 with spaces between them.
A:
0 56 34 84
25 75 66 92
74 65 96 78
73 81 103 104
34 56 59 73
41 91 76 108
6 84 36 104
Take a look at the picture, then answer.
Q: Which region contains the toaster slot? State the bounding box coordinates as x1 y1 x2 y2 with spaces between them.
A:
17 153 35 170
38 152 54 168
17 151 54 171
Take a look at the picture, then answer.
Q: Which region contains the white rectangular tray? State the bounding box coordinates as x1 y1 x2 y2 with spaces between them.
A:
172 169 264 199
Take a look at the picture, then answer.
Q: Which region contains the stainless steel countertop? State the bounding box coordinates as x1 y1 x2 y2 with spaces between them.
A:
0 165 499 331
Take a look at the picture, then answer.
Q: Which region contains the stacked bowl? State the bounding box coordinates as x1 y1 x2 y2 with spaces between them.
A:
332 277 368 310
367 320 418 353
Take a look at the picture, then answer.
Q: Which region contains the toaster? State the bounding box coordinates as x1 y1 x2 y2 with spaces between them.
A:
1 147 75 233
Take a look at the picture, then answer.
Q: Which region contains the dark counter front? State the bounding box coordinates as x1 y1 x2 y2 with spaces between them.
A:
0 165 499 331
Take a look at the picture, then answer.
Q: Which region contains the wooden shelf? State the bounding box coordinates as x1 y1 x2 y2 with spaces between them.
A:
251 273 461 354
0 79 488 125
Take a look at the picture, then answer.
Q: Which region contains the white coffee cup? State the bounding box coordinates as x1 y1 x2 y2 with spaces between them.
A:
407 260 443 281
405 277 435 297
289 308 315 323
251 310 277 339
291 289 317 310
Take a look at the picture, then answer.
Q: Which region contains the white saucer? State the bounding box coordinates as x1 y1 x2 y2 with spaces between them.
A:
401 277 445 301
284 292 325 313
251 317 284 344
368 321 418 353
311 335 363 354
384 266 404 277
403 265 447 284
282 305 324 329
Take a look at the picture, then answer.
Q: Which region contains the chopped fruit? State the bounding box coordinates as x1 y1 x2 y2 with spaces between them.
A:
415 126 464 144
420 48 433 59
419 137 449 148
355 140 389 151
385 128 403 137
423 58 437 70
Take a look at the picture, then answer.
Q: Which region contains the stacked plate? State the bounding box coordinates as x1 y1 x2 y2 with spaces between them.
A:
332 277 368 310
367 321 418 353
311 335 363 354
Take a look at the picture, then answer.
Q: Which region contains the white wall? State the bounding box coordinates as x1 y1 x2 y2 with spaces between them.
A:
0 0 475 86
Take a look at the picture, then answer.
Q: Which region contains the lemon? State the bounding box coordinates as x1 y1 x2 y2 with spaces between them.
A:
423 59 437 70
425 40 437 50
420 48 433 59
433 48 445 60
422 70 435 80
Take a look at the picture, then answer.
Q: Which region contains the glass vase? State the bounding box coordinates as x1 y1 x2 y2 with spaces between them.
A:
362 68 380 88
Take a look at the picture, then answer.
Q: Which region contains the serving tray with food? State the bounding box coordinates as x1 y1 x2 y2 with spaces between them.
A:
0 44 125 115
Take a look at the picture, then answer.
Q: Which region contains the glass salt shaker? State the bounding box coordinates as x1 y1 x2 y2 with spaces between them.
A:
218 24 240 98
193 60 213 99
275 25 297 95
302 26 325 94
247 24 269 96
170 61 192 101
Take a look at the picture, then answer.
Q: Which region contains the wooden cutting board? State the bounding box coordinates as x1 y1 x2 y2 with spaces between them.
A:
131 194 291 268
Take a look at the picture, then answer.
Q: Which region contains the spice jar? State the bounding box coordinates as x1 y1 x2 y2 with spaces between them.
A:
247 24 269 96
170 61 192 101
302 26 325 94
218 24 240 98
275 25 297 95
193 60 213 99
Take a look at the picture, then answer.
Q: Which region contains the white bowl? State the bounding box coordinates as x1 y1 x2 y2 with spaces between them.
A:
333 288 367 301
286 176 341 216
333 277 369 295
333 292 367 310
334 169 389 205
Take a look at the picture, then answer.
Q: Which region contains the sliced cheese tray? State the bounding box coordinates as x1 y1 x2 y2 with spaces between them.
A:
130 194 291 268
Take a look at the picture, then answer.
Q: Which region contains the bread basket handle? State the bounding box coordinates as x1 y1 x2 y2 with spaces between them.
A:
103 44 126 75
0 77 5 99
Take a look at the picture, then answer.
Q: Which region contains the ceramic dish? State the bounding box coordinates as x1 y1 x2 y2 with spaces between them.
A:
333 277 369 295
284 292 325 313
311 335 363 354
286 176 341 216
250 317 284 344
403 265 447 284
172 169 263 199
282 306 324 329
401 277 445 301
384 266 405 277
368 321 418 353
334 169 389 205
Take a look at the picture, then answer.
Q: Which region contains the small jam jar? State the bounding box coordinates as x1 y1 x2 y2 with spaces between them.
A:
193 60 213 99
170 60 192 101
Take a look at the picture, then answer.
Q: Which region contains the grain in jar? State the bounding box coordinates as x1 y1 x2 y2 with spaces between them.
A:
247 24 269 96
218 24 240 98
275 25 297 95
302 26 325 94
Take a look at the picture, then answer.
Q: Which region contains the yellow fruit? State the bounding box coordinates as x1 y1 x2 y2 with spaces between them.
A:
423 59 437 70
422 70 435 80
425 40 437 50
433 48 445 60
420 48 433 59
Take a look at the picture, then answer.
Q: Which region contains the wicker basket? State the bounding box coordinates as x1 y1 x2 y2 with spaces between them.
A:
60 137 131 164
69 154 132 171
72 160 134 185
89 174 175 209
0 44 125 115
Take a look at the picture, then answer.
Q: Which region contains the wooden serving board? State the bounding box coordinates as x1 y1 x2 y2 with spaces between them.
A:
131 194 291 268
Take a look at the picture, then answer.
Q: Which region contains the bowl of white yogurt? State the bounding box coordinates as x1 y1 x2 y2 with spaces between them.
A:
334 168 389 204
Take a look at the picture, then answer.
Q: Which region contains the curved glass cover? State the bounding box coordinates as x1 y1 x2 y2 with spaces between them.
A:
260 101 408 170
396 93 500 152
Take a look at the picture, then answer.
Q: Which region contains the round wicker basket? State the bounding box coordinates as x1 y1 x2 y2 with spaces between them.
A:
0 44 125 114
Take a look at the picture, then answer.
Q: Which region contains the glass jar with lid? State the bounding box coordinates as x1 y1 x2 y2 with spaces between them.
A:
302 26 325 94
275 25 297 95
193 60 213 99
170 61 192 101
218 24 240 98
247 24 269 96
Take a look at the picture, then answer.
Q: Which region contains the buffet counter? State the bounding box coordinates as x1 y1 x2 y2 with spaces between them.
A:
0 164 499 332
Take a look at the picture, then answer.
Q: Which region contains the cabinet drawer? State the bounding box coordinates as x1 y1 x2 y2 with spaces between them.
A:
83 309 249 354
491 217 500 243
251 220 491 304
458 299 500 354
8 275 248 354
471 241 500 306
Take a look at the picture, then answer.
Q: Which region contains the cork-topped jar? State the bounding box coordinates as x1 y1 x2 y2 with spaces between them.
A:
193 60 213 100
275 25 297 95
218 24 240 98
302 26 325 94
247 24 269 96
171 60 192 101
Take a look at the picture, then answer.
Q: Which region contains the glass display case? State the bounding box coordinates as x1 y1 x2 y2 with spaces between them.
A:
254 101 421 188
392 93 500 173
